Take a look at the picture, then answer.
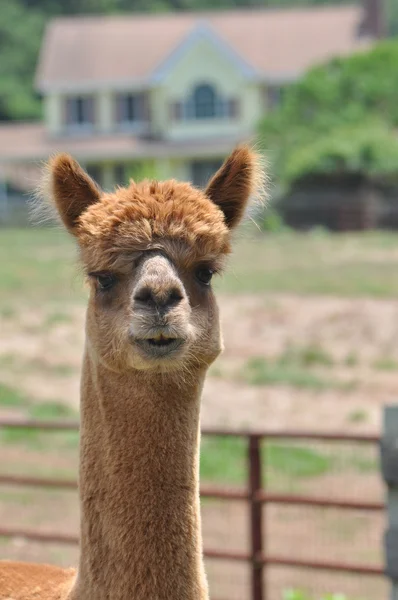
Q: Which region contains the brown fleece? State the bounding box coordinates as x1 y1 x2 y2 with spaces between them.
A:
0 562 75 599
0 145 264 600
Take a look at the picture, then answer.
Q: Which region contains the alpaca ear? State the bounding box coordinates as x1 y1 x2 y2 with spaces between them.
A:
45 153 101 235
205 145 262 229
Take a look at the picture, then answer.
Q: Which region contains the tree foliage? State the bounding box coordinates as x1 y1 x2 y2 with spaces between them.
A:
284 120 398 184
0 1 44 120
258 40 398 185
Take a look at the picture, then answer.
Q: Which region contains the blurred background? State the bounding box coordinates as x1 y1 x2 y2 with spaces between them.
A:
0 0 398 598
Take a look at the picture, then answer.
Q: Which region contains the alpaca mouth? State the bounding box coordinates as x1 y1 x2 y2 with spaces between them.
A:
134 334 185 358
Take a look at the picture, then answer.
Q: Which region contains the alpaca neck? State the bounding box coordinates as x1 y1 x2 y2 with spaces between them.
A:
71 349 208 600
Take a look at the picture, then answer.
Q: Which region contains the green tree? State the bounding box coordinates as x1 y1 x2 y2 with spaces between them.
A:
258 40 398 185
0 0 45 120
284 120 398 184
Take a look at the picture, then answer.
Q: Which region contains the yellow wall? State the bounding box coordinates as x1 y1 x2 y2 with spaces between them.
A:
44 93 63 135
150 37 264 140
98 91 113 133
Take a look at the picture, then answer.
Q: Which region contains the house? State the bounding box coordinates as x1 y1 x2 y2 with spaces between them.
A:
0 2 381 216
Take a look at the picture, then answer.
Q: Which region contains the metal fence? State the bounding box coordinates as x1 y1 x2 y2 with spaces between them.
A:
0 418 385 600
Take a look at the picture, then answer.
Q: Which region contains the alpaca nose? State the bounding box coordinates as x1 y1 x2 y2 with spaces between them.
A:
134 283 184 310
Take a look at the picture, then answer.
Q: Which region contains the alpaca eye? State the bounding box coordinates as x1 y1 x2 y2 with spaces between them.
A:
195 267 214 286
95 273 117 291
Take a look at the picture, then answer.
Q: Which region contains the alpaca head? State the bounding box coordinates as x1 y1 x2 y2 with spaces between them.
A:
45 146 262 373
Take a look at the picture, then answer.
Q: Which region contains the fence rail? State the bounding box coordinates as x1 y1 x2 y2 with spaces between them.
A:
0 418 385 600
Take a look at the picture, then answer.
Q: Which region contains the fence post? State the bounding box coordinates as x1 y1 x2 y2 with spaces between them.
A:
248 434 264 600
381 405 398 600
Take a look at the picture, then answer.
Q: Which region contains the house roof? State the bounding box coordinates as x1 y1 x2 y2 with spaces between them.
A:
0 122 248 166
36 5 371 92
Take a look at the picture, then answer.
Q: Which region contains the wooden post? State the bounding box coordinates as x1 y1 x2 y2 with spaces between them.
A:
248 434 264 600
381 405 398 599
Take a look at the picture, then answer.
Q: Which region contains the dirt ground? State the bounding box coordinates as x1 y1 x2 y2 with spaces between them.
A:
2 292 398 431
1 292 395 599
206 293 398 433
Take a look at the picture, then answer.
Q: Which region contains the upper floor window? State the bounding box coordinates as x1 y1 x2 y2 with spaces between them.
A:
171 84 239 121
193 84 217 119
115 93 149 126
65 96 95 128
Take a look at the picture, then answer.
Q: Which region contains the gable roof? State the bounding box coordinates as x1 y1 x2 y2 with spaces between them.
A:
150 22 257 83
36 5 371 92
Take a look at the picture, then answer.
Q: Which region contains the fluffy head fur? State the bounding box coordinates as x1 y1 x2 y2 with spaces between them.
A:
76 179 231 272
40 145 264 266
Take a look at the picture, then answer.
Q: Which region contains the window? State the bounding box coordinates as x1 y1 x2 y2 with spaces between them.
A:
193 84 217 119
86 165 102 188
115 93 148 125
176 84 238 121
65 96 95 127
191 160 222 189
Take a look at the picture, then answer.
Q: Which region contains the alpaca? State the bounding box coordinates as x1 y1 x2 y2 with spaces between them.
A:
0 145 263 600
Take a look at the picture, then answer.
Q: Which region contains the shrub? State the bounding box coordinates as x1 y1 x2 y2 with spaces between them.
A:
283 121 398 186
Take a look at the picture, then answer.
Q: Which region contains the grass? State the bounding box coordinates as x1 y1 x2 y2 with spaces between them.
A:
0 355 76 377
341 446 379 473
0 383 26 408
3 227 398 301
1 424 79 449
372 356 398 371
200 436 333 485
283 592 357 600
277 343 334 367
347 409 368 424
0 306 16 319
28 402 77 420
215 229 398 298
0 354 18 369
43 311 73 328
200 436 246 484
0 228 85 306
344 352 359 367
0 489 40 505
200 436 378 485
208 364 224 378
0 386 79 448
266 444 332 477
242 356 353 391
25 358 76 376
